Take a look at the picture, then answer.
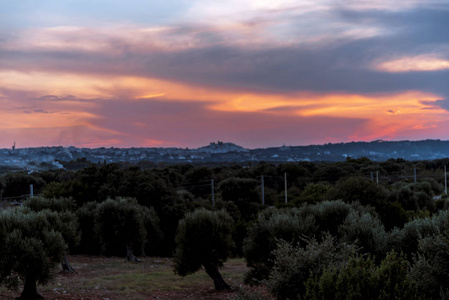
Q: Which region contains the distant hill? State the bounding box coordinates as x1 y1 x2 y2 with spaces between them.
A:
194 141 248 154
1 139 449 171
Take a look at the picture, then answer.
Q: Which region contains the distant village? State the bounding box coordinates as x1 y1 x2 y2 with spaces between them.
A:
2 140 449 171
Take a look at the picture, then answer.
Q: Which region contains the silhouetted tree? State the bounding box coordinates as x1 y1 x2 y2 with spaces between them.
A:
75 201 101 254
219 177 260 218
243 208 318 283
24 197 80 273
267 233 357 300
94 198 149 261
0 208 67 299
2 172 45 198
173 208 234 290
304 251 417 300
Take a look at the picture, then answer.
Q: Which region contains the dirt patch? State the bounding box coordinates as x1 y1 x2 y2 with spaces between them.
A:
0 255 273 300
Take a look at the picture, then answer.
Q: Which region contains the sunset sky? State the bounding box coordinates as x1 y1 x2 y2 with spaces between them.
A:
1 1 449 149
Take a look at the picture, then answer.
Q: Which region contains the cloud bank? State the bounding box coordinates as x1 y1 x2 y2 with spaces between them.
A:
1 0 448 148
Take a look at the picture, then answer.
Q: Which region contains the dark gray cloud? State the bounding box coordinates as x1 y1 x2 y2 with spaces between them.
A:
1 4 448 98
37 95 92 102
137 6 449 96
421 99 449 111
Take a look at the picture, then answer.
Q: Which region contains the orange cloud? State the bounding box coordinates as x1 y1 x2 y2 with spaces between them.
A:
0 71 112 99
0 109 97 130
1 68 447 148
377 55 449 72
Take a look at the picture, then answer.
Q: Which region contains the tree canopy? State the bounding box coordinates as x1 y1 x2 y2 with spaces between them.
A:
0 208 67 299
173 208 234 290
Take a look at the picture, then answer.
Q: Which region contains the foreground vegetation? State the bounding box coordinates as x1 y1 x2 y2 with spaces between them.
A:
1 157 449 298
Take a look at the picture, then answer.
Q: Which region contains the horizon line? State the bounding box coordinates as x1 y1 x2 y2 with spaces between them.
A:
3 138 448 150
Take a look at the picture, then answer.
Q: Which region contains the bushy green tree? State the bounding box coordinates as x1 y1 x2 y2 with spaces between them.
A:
310 200 353 236
312 164 349 183
267 233 357 300
330 177 387 209
24 197 80 273
389 215 441 259
0 208 67 299
409 230 449 298
396 186 417 211
421 177 444 195
382 201 409 230
141 206 163 256
244 201 361 285
391 181 436 212
338 210 388 258
94 198 157 261
243 208 318 284
219 177 261 218
304 251 418 300
42 180 89 206
25 196 76 212
173 208 234 290
1 172 46 198
75 201 100 254
296 183 330 204
181 167 214 197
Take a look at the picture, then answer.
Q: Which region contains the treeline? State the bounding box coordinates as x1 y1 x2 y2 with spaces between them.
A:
1 157 449 299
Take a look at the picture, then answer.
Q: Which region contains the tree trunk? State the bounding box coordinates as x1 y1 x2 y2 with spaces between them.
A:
202 262 231 290
141 245 146 257
17 275 43 300
126 243 139 262
61 252 76 273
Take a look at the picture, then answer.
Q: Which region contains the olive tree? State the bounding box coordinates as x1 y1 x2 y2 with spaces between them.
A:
173 208 234 290
141 205 163 256
338 210 388 258
219 177 260 218
24 196 80 272
267 233 357 300
0 208 67 299
304 251 417 300
75 201 101 254
94 198 147 261
389 215 441 259
243 201 356 284
243 208 318 284
409 230 449 298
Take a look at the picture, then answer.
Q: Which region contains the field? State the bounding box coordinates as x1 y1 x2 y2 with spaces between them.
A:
0 256 272 300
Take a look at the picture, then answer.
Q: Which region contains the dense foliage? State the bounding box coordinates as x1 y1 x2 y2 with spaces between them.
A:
173 208 234 290
0 208 67 299
303 251 419 300
1 157 449 297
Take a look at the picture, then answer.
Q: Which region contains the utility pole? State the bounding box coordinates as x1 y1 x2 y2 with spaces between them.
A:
211 179 215 207
414 168 417 183
284 172 288 204
445 166 447 195
261 175 265 205
30 184 33 198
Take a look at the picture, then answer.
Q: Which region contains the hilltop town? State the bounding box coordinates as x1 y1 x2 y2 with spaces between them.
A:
1 140 449 171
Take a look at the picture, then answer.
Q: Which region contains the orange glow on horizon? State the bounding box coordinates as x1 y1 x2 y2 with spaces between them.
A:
1 69 448 148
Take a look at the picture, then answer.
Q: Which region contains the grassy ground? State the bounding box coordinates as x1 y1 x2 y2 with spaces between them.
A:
0 256 272 300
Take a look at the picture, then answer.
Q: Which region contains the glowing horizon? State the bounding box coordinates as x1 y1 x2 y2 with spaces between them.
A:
1 1 449 149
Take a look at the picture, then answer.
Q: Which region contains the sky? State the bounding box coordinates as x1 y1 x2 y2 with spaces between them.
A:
1 1 449 149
